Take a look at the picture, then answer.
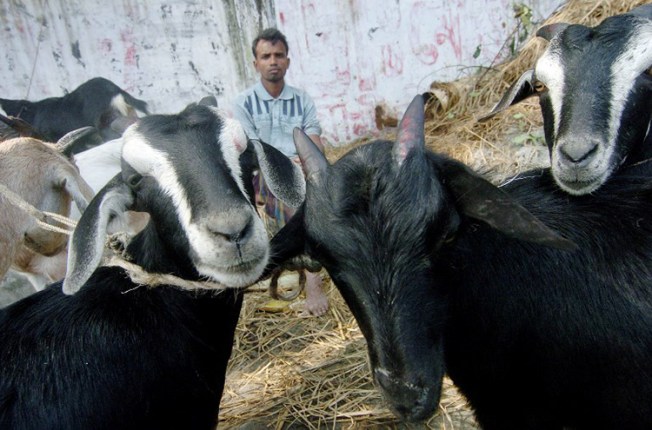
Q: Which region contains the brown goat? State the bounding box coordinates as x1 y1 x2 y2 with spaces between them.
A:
0 136 94 289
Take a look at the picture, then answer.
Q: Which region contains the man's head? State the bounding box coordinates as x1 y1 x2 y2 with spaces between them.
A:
252 28 290 84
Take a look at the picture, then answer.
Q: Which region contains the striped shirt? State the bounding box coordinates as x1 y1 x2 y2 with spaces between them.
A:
231 82 322 157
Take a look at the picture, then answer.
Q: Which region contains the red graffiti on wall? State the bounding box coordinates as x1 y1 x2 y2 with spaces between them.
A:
120 30 137 67
437 12 463 61
409 2 463 65
381 44 403 77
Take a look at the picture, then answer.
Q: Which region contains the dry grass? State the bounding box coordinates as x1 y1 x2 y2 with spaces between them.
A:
219 1 651 428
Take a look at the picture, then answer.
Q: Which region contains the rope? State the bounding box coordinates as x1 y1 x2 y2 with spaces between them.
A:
25 14 47 100
104 256 231 293
0 182 76 234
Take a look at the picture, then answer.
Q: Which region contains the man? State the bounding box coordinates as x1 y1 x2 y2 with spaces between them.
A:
232 28 329 317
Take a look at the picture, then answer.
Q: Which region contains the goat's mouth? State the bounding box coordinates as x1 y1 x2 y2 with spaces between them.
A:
553 170 607 195
552 158 612 195
196 253 269 289
373 368 441 423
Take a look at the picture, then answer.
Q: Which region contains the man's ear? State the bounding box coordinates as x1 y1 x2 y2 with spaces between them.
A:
287 57 291 69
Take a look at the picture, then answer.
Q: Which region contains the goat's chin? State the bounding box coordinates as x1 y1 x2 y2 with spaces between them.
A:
554 173 605 195
196 253 268 289
552 155 614 195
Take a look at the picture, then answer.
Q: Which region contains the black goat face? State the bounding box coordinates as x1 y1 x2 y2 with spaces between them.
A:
284 97 456 421
536 14 652 195
119 109 268 286
284 95 574 422
482 5 652 195
301 141 450 422
64 104 308 294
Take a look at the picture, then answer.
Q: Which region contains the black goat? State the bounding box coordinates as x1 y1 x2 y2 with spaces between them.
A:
0 77 149 149
482 4 652 195
270 95 652 429
0 103 305 430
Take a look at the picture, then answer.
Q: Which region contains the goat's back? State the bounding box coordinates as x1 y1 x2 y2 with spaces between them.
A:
0 266 243 430
444 167 652 429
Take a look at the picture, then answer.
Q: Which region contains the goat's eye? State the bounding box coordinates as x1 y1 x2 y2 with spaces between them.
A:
127 174 143 188
443 232 456 245
645 66 652 77
533 80 548 93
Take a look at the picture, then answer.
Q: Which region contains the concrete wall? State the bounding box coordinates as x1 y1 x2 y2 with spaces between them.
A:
0 0 563 144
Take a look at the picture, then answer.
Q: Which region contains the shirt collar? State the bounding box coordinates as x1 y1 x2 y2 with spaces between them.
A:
254 81 294 101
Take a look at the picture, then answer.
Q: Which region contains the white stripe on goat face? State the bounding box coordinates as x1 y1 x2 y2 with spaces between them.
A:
534 43 565 137
121 131 195 234
609 20 652 154
216 114 251 205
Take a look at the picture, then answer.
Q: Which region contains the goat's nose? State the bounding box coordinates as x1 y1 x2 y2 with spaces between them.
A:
204 213 252 245
558 139 599 164
375 371 436 421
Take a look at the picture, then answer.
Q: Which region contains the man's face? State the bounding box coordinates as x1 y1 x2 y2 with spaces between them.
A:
253 40 290 83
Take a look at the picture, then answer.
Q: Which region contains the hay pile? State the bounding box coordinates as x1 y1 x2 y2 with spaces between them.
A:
219 1 650 428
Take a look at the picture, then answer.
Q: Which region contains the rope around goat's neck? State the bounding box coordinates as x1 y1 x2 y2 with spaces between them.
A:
0 182 77 234
104 256 233 293
103 232 234 293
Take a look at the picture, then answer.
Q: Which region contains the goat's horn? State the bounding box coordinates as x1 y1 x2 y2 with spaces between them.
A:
56 126 101 155
0 113 40 138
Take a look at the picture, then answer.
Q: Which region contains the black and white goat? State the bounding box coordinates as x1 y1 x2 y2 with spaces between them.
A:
270 95 652 429
0 103 305 429
0 77 149 149
482 4 652 195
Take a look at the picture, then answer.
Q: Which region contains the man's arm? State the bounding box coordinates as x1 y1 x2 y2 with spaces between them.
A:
301 92 324 153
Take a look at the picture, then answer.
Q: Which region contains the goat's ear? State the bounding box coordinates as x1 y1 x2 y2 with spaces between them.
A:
109 116 138 135
441 160 577 251
627 3 652 19
58 170 95 214
198 95 218 107
478 69 536 122
63 174 134 294
57 126 103 157
293 128 328 185
249 139 306 208
536 23 570 41
393 94 425 166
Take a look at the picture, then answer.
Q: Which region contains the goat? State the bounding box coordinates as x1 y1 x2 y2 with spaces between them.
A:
0 130 95 289
9 137 148 292
0 102 305 430
269 95 652 429
0 77 149 149
481 4 652 195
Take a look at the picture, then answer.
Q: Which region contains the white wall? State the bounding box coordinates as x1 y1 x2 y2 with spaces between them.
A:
0 0 562 144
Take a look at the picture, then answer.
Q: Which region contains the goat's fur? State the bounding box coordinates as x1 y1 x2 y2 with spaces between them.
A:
0 136 94 288
0 77 148 147
5 137 147 292
0 103 304 430
271 96 652 429
482 4 652 195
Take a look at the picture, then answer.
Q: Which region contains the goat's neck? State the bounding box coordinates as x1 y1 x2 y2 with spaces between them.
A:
622 120 652 172
125 224 197 280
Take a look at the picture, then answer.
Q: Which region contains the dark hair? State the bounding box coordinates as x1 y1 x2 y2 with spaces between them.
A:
252 28 289 58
